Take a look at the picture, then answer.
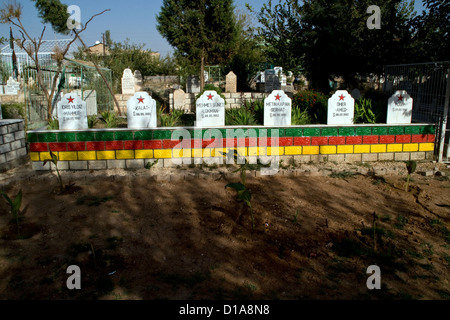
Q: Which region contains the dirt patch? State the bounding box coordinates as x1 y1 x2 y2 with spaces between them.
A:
0 161 449 300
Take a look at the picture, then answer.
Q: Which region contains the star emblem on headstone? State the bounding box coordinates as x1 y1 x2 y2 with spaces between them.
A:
398 95 403 102
207 93 214 100
67 96 74 103
339 95 345 101
275 94 281 101
137 96 145 103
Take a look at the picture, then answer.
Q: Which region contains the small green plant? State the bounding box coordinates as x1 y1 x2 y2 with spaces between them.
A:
100 111 120 128
43 151 63 190
291 107 312 125
47 117 59 130
1 189 23 235
293 209 300 224
221 149 255 231
354 98 377 124
225 107 257 126
405 160 417 192
145 159 159 169
158 106 184 127
88 115 99 128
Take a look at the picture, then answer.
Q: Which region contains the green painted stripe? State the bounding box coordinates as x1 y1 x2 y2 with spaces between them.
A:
134 130 153 140
115 131 134 141
321 128 338 137
285 128 303 137
388 126 405 135
303 128 321 137
27 133 38 143
372 127 388 135
76 131 96 142
58 132 76 142
338 127 355 136
355 127 372 136
153 130 172 140
95 131 115 141
38 132 57 142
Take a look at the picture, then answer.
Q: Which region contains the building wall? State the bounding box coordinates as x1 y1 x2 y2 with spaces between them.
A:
0 120 28 172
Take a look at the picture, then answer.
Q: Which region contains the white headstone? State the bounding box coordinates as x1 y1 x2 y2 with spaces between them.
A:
327 90 355 125
5 77 20 95
187 75 200 93
196 90 225 127
57 92 88 130
387 90 413 124
127 92 157 129
264 90 292 126
122 68 135 95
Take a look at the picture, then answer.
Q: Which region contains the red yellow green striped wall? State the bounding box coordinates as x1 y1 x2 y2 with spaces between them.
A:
27 124 436 170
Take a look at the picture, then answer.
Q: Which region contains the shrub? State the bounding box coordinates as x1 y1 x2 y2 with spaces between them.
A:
354 98 377 124
291 107 312 125
292 90 327 124
100 111 120 128
1 103 26 119
225 106 257 126
158 106 185 127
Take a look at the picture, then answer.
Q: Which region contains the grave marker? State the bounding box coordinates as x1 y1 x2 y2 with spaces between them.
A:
187 75 200 93
57 92 88 130
127 92 157 129
327 90 355 125
5 77 20 95
264 90 291 126
196 90 225 127
121 68 135 95
225 71 237 93
387 90 413 124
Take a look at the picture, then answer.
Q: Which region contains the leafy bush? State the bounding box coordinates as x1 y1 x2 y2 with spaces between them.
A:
47 117 59 130
158 106 185 127
354 98 377 124
100 111 120 128
88 115 99 128
226 106 258 126
1 103 25 119
291 107 312 125
244 100 264 125
292 90 327 124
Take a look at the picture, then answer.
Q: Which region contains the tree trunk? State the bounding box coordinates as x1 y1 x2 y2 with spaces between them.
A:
200 49 205 91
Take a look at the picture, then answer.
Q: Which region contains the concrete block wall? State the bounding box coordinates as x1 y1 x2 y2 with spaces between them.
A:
0 119 28 172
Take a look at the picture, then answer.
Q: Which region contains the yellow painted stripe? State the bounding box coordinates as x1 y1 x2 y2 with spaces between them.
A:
29 152 40 162
419 143 434 152
302 146 319 155
154 149 172 159
221 147 248 157
337 145 354 154
58 151 78 161
116 150 135 159
387 144 403 152
320 146 337 154
97 151 116 160
267 147 284 156
285 146 302 155
354 145 371 153
403 143 419 152
40 152 58 161
135 150 154 159
371 144 387 153
78 151 97 161
173 148 192 158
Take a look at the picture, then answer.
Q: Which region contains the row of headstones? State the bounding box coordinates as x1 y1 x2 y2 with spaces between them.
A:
55 89 413 130
121 68 144 95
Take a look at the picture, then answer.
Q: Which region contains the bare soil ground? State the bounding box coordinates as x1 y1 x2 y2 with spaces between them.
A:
0 160 449 300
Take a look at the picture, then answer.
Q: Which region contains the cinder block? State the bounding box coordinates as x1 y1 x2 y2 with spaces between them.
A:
88 160 107 170
16 147 27 158
0 126 7 134
11 140 22 150
18 122 24 131
0 143 11 154
425 152 435 160
69 161 88 170
0 154 6 164
7 123 19 133
5 150 17 162
378 153 394 161
126 159 145 169
3 133 15 143
361 153 378 162
32 162 51 171
14 131 25 140
410 152 426 160
55 161 70 170
395 153 410 161
107 160 126 169
144 159 163 168
294 155 311 163
163 158 178 168
327 154 345 163
345 153 362 162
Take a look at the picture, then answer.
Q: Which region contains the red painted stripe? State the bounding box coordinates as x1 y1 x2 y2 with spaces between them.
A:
30 143 48 152
311 136 328 146
67 142 86 152
363 136 379 144
293 137 311 146
87 141 105 151
162 139 184 149
411 134 428 143
328 136 346 145
396 135 411 143
379 135 395 144
105 141 123 150
346 136 362 144
48 142 67 152
143 140 162 149
427 134 435 143
124 140 143 150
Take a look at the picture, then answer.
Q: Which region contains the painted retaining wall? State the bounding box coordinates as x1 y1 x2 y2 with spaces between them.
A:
1 120 28 172
27 123 436 171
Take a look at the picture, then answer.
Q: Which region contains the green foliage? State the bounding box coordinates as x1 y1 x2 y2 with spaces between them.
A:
291 107 312 125
43 151 63 190
47 117 59 130
225 107 258 126
354 98 377 124
1 103 25 119
32 0 70 35
158 107 185 127
100 111 119 128
1 189 23 234
88 115 99 129
292 90 327 124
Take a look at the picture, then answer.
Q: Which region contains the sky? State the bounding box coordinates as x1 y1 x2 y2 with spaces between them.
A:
0 0 426 56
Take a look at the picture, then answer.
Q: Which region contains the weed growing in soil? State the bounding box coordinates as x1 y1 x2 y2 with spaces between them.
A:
405 160 417 192
1 189 23 235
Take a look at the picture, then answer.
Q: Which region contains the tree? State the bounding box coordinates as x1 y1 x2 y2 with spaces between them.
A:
33 0 70 35
251 0 416 93
157 0 239 90
410 0 450 62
